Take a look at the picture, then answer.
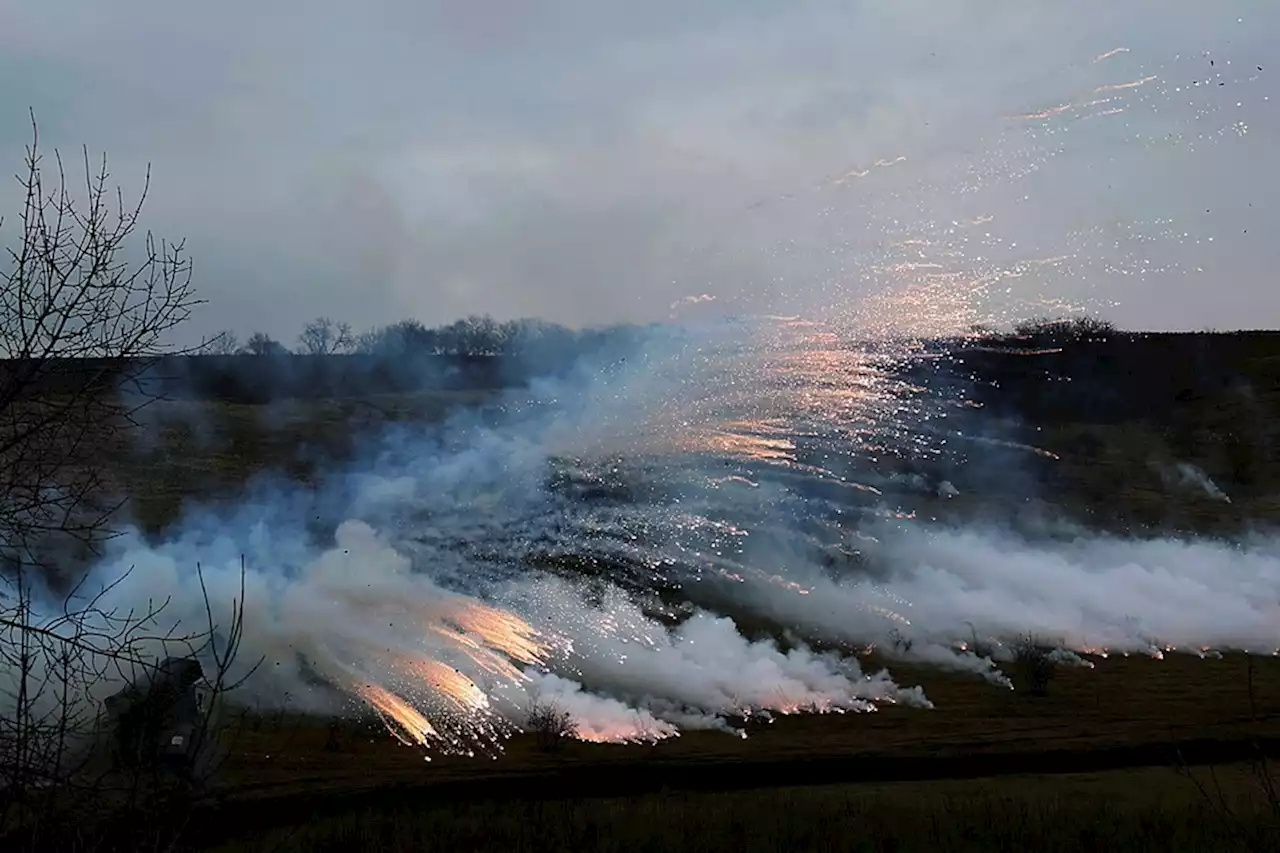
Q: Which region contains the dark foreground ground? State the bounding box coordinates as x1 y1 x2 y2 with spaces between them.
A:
21 331 1280 850
188 651 1280 850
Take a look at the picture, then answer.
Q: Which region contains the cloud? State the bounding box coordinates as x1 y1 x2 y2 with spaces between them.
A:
0 1 1275 340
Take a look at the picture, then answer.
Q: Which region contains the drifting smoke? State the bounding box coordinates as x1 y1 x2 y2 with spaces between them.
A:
1156 461 1233 503
17 316 1279 757
712 520 1280 671
7 40 1277 754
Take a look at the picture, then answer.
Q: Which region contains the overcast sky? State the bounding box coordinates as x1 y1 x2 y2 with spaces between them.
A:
2 0 1276 342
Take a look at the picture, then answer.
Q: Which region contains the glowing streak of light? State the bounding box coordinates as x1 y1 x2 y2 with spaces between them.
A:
826 155 907 187
356 682 439 748
404 657 491 713
1093 47 1130 64
1094 75 1158 94
574 723 678 744
422 624 526 683
446 602 550 668
1082 107 1128 120
1012 103 1074 120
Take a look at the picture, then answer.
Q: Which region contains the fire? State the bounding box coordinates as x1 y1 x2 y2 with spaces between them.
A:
573 719 679 744
356 682 439 748
446 602 550 668
402 657 491 714
425 624 527 682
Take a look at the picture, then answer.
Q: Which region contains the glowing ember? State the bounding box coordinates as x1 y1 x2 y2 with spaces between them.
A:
356 683 439 748
446 602 551 668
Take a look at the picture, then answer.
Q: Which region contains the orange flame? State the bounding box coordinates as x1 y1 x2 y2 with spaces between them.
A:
356 682 439 748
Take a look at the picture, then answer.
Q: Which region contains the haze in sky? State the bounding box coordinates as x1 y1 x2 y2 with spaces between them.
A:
1 1 1276 342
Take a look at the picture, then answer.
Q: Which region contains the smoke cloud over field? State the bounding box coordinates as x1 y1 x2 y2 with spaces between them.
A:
5 2 1278 755
9 314 1277 754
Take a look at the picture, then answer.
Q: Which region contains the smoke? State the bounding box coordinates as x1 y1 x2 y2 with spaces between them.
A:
7 42 1277 750
516 672 679 743
9 310 1280 757
507 575 930 719
1156 460 1233 503
722 523 1280 667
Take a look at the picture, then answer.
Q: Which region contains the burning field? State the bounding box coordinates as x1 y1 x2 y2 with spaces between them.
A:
39 319 1280 770
3 17 1278 850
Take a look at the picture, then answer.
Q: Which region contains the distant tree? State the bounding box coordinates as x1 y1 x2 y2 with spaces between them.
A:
201 330 240 355
352 328 380 355
434 314 517 356
239 332 289 357
353 319 437 356
1013 315 1117 343
297 316 354 356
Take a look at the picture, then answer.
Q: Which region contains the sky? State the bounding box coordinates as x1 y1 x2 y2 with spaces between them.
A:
1 0 1276 343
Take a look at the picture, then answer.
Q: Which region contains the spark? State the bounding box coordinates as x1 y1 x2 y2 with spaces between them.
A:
1094 75 1158 94
356 683 439 748
1092 47 1130 64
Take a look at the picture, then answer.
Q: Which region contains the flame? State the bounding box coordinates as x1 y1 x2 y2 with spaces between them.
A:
574 719 679 744
446 601 552 667
402 657 491 714
356 682 439 748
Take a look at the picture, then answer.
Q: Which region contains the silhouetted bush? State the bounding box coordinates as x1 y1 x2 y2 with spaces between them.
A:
1012 635 1058 697
526 701 579 752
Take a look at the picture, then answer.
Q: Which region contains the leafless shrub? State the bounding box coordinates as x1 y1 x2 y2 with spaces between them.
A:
1175 656 1280 844
239 332 288 357
526 700 579 752
1011 635 1058 697
1013 315 1117 343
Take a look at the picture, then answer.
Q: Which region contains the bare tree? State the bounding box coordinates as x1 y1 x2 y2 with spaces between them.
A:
200 330 240 356
297 316 354 356
238 331 288 357
353 319 436 356
0 112 201 576
0 114 266 850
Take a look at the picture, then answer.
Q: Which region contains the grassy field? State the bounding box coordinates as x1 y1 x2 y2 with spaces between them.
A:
112 388 505 533
20 331 1280 850
205 765 1278 852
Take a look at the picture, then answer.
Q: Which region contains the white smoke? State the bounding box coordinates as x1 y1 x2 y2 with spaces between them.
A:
506 575 931 720
717 523 1280 662
513 672 680 742
11 318 1280 756
1156 460 1232 503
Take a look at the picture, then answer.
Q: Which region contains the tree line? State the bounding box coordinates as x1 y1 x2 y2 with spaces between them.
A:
204 315 654 361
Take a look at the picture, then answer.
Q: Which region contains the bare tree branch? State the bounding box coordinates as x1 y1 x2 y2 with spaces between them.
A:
297 316 354 356
0 110 203 578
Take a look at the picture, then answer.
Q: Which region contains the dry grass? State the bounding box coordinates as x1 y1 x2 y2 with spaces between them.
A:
196 651 1280 807
104 389 504 534
204 764 1279 852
